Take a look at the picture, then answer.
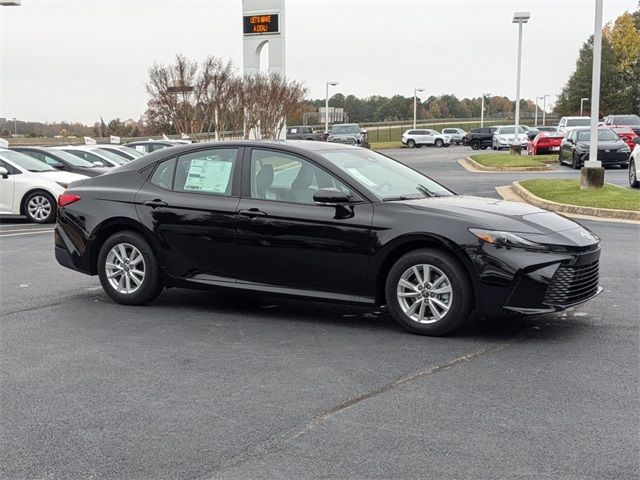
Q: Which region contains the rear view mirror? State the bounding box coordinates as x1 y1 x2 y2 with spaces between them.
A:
314 188 349 206
0 166 8 178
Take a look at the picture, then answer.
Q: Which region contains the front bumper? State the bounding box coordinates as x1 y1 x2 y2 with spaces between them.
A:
465 243 601 315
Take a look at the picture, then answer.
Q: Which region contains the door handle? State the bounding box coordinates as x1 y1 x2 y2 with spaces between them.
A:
239 208 267 218
142 199 168 208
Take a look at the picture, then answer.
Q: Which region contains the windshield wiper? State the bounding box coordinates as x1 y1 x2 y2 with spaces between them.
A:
416 184 441 197
382 195 412 201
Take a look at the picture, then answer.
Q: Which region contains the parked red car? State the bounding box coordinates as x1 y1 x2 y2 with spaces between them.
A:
527 131 565 155
609 126 638 150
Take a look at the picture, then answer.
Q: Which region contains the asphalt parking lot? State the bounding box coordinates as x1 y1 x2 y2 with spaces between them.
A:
1 146 638 480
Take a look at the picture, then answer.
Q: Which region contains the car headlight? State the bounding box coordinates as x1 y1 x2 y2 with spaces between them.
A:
55 181 69 189
469 228 549 250
621 146 631 153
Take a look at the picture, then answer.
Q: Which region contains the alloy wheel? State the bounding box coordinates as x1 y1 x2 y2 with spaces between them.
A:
105 243 146 294
27 195 52 221
396 264 453 324
630 161 637 185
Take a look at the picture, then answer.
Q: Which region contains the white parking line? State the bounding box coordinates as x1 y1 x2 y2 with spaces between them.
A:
0 229 54 238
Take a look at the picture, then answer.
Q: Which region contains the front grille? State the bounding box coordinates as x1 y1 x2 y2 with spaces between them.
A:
544 260 600 306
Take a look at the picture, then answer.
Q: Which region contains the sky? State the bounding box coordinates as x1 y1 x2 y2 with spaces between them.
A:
0 0 636 125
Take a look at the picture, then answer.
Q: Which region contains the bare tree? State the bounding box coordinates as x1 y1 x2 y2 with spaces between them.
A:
145 54 199 134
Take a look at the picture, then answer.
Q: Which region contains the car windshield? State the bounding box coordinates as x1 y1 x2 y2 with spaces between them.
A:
101 146 143 159
576 129 620 141
613 115 640 125
48 149 96 167
320 149 453 201
331 125 360 135
499 126 526 135
90 148 127 165
567 118 591 127
1 150 56 172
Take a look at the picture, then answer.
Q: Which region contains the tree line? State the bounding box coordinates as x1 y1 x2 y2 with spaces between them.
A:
290 94 541 126
554 6 640 116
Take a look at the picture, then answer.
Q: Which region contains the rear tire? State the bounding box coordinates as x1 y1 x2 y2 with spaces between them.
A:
435 139 444 148
407 139 416 148
385 249 472 336
23 190 56 224
97 231 163 305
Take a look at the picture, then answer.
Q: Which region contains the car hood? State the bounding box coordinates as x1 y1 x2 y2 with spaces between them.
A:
576 140 627 150
402 195 597 246
33 170 89 183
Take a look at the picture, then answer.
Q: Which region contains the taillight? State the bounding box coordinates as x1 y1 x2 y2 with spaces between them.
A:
58 193 81 207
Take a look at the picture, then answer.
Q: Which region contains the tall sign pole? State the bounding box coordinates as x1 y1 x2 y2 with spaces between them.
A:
242 0 286 139
582 0 604 189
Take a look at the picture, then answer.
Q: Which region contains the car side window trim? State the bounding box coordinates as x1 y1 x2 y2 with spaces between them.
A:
146 147 243 197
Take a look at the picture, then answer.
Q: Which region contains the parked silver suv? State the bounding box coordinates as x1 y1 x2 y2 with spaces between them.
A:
441 128 467 145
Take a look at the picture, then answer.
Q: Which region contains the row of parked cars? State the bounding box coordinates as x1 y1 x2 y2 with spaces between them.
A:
0 140 189 224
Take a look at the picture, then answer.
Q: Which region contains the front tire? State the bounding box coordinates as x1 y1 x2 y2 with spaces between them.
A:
98 231 163 305
407 139 416 148
385 249 472 336
24 191 56 224
470 140 480 150
435 139 444 148
572 152 580 169
629 160 640 188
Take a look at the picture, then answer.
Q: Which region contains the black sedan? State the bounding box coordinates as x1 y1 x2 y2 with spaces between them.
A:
54 141 602 336
559 127 631 169
11 146 110 177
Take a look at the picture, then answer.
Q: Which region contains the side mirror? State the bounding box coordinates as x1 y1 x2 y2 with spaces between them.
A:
634 136 640 145
313 188 349 206
93 161 105 167
566 137 574 144
0 166 8 179
50 160 64 169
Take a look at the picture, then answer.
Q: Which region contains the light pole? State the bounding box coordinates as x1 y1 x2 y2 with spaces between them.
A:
535 96 542 126
511 11 530 155
541 94 549 126
480 93 488 128
325 81 338 133
580 97 589 116
12 117 16 135
413 88 424 130
582 0 604 189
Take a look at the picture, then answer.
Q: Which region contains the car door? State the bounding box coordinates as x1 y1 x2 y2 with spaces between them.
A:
560 131 574 161
235 147 375 298
135 147 242 282
423 130 437 145
0 159 16 213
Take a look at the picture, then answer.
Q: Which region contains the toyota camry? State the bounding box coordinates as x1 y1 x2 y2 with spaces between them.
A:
54 141 602 335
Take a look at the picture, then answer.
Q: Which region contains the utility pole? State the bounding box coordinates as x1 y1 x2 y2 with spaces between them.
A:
325 81 338 133
511 12 530 155
580 97 589 116
413 88 424 130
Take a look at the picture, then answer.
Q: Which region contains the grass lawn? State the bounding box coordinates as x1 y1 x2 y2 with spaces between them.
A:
469 153 547 168
370 141 404 150
520 179 640 211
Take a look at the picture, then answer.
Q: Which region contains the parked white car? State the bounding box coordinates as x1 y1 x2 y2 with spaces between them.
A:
441 128 467 145
0 148 88 223
96 145 144 161
52 145 128 168
492 125 529 150
629 136 640 188
401 129 452 148
557 116 591 133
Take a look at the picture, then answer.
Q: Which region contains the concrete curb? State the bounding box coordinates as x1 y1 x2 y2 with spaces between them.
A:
510 181 640 222
460 156 553 172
